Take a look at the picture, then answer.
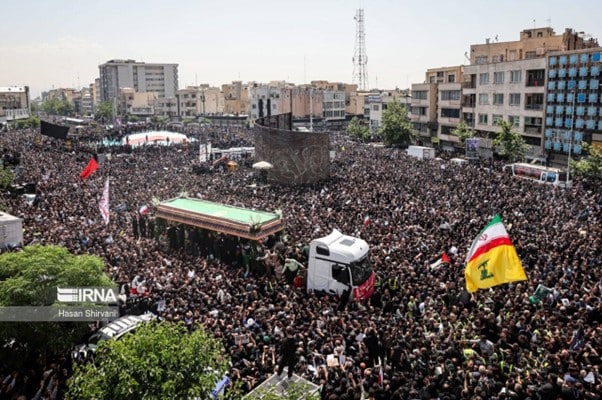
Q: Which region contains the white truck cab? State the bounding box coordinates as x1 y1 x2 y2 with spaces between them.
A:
306 229 375 300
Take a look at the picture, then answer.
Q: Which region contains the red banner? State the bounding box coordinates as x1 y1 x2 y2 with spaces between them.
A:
353 272 375 300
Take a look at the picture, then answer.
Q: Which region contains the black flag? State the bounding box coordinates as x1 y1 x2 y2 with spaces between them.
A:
40 120 69 139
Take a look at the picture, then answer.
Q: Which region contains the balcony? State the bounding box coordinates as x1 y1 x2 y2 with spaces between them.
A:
525 104 543 111
524 126 542 135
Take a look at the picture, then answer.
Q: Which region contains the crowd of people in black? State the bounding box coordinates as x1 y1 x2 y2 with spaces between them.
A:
0 125 601 399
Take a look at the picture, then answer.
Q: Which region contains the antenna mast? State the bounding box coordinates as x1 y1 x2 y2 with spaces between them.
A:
352 8 369 91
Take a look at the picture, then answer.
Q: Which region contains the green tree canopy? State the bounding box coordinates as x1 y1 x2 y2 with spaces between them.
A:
493 120 528 162
346 116 370 142
0 245 112 364
96 101 114 122
571 143 602 184
67 321 231 400
0 166 14 190
14 115 40 130
452 120 474 146
378 100 413 147
41 98 73 116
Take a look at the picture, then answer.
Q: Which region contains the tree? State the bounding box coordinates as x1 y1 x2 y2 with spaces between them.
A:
346 116 370 142
66 322 231 400
14 115 40 130
452 120 474 146
0 166 14 189
41 98 73 116
0 245 112 366
493 121 528 162
571 143 602 184
378 100 413 147
96 101 114 122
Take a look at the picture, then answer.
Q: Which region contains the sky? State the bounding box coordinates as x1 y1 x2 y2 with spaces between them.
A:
1 0 601 99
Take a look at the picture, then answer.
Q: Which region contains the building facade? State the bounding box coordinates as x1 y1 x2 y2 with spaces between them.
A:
99 59 178 103
462 58 546 156
410 83 439 143
544 48 602 166
0 86 30 123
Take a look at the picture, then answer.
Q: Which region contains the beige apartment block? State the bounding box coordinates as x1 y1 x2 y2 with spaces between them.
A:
426 66 463 84
176 86 223 117
119 88 157 116
290 86 323 119
222 81 249 115
410 83 438 140
470 28 599 65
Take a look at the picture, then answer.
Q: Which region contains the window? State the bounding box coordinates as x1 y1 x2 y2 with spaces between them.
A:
412 90 427 100
509 115 520 127
478 93 489 105
479 73 490 85
372 105 380 111
510 70 522 83
509 93 521 106
437 71 444 77
478 114 488 124
494 71 504 84
441 108 460 118
525 51 537 59
448 74 456 83
493 93 504 105
441 90 461 101
493 115 503 125
476 56 488 65
331 264 350 285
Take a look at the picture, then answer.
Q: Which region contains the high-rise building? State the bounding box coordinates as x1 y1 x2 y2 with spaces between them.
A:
544 48 602 166
98 59 178 103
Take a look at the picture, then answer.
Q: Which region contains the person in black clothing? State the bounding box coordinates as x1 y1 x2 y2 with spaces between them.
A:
277 326 297 379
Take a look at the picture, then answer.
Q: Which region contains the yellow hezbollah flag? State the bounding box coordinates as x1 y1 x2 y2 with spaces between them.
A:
465 214 527 293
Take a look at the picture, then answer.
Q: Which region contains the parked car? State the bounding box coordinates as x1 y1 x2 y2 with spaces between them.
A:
72 313 156 361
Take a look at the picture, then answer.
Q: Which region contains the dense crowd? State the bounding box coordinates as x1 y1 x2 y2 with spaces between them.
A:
0 126 601 399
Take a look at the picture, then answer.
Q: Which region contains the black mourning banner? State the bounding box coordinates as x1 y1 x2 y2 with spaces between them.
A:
40 120 69 140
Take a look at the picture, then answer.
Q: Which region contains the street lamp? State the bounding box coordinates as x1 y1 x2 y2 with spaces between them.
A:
567 89 576 187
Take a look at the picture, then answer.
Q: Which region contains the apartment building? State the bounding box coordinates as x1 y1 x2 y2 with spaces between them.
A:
470 27 598 65
461 28 598 158
222 81 249 115
0 86 30 123
99 59 178 103
364 89 411 132
410 66 463 147
290 86 323 120
248 84 289 120
462 58 546 155
155 97 178 119
118 88 157 117
322 90 346 121
544 48 602 166
175 85 223 117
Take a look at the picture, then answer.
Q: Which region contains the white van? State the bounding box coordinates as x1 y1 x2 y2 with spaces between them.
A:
72 313 156 361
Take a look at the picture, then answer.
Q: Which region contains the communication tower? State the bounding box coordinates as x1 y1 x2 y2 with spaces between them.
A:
352 9 369 91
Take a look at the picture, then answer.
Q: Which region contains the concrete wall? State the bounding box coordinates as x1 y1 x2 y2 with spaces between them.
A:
254 117 330 185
